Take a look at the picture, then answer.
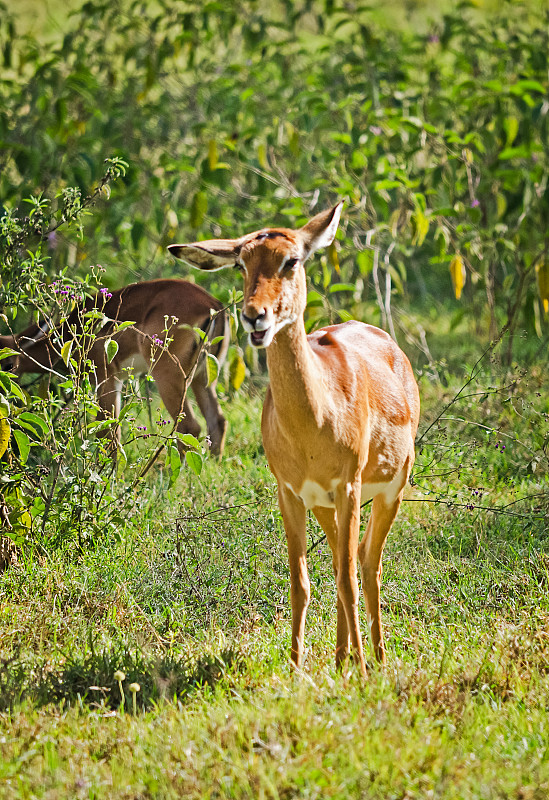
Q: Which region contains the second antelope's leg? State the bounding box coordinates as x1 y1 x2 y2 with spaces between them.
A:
96 370 123 449
312 506 350 668
190 367 227 457
151 364 202 441
278 485 309 670
357 491 403 664
335 479 367 677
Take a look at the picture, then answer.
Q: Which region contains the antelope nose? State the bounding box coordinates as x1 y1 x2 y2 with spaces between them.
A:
242 309 266 330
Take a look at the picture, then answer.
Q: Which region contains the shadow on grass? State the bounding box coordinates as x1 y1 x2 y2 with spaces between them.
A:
0 642 243 712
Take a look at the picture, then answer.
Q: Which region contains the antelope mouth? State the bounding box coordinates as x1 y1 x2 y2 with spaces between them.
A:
250 329 268 347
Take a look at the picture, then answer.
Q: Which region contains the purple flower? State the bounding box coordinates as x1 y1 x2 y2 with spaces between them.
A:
471 198 480 208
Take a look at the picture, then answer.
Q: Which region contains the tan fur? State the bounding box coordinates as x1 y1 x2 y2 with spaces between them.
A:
0 279 229 456
169 205 420 674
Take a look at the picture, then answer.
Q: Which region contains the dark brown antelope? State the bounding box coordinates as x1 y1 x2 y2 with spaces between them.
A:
168 204 420 674
0 278 229 455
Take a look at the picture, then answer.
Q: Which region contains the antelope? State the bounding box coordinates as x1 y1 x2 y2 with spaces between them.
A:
0 278 229 456
168 204 420 675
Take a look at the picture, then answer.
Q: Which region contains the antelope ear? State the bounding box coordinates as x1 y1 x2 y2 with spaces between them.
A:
298 202 343 260
168 238 244 271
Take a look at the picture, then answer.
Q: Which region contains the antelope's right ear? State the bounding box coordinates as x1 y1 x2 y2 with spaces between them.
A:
168 238 244 271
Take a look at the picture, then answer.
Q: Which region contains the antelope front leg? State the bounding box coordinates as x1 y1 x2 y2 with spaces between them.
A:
278 485 309 670
312 506 350 668
336 479 367 677
358 491 403 664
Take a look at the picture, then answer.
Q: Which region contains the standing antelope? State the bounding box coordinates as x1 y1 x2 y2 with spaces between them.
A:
0 279 229 456
169 204 420 675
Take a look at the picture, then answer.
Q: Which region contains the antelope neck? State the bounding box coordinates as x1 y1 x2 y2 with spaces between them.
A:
266 317 323 425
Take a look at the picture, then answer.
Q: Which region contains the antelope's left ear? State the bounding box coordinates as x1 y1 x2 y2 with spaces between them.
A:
168 238 244 271
298 202 343 261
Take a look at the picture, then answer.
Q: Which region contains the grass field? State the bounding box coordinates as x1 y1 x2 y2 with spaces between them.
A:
1 350 548 798
2 0 549 795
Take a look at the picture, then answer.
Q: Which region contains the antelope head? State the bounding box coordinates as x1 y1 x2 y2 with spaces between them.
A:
168 203 343 349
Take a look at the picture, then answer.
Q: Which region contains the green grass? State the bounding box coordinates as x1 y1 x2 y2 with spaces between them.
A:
1 349 548 798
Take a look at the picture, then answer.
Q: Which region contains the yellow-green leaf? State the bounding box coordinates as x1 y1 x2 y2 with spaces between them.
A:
229 351 246 391
449 254 466 300
503 116 519 147
61 340 73 366
0 415 10 459
208 139 218 171
257 143 268 170
536 259 549 313
205 353 219 386
328 242 340 274
412 211 430 247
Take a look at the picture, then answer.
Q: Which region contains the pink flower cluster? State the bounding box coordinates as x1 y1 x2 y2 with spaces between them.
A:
51 281 78 300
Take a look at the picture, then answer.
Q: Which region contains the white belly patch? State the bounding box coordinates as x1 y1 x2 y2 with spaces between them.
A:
285 478 341 509
360 470 405 505
285 469 406 510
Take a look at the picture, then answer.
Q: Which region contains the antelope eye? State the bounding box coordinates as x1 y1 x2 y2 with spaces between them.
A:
234 261 245 272
284 258 299 271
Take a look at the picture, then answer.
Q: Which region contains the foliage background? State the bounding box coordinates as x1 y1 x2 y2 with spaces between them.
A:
0 0 548 797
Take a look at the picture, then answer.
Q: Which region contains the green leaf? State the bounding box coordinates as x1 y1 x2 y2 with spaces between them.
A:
105 339 119 364
0 347 18 360
17 411 49 436
185 449 203 476
0 372 13 396
175 432 201 449
13 429 30 465
329 284 356 294
118 401 139 421
116 445 127 479
306 290 324 308
498 146 531 160
509 80 545 95
131 219 145 250
168 443 181 488
112 320 135 334
190 191 208 228
356 250 373 276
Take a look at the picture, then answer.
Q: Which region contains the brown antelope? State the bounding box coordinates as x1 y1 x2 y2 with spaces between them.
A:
168 204 420 675
0 279 229 455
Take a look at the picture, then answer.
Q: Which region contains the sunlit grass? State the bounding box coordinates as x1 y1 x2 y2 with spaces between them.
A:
1 344 548 796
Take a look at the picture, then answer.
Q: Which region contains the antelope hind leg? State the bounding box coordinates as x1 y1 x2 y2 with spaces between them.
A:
312 506 350 669
357 490 403 664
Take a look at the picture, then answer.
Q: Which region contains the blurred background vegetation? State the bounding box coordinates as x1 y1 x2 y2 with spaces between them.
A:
2 0 548 354
1 0 548 545
0 3 548 794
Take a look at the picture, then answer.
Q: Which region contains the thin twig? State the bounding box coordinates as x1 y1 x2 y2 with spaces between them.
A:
416 322 509 448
